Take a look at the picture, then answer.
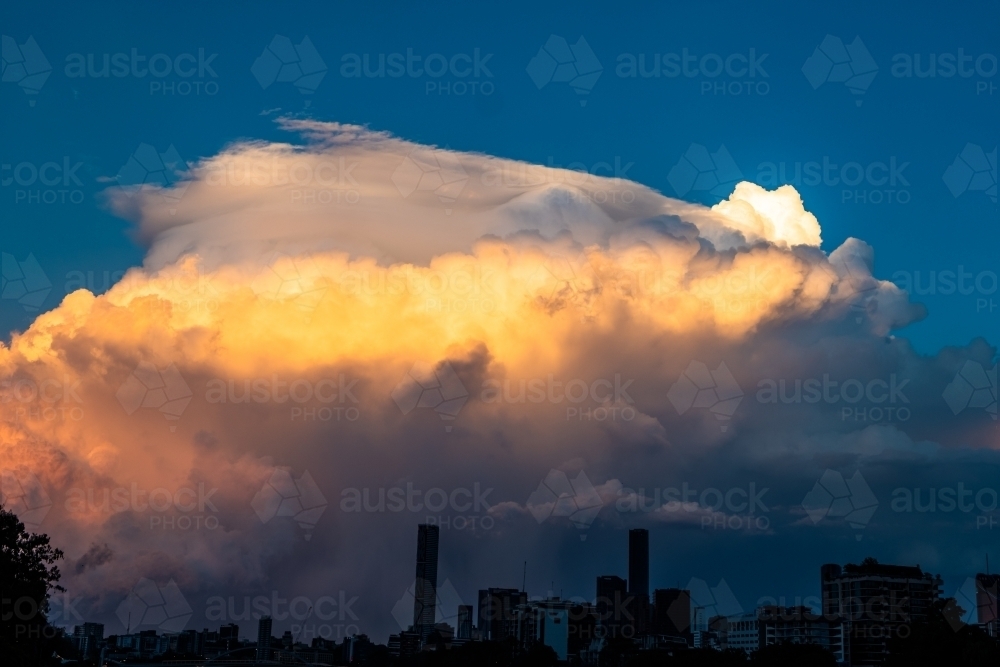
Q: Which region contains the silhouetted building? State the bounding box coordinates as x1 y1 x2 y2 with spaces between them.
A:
457 605 473 639
628 529 650 635
219 622 239 651
175 629 203 656
338 634 373 663
256 616 273 661
388 630 421 659
714 610 759 653
628 529 649 600
596 575 635 638
428 621 455 649
478 588 526 641
977 573 999 637
822 560 942 666
72 623 104 660
714 606 843 662
653 588 692 641
515 598 596 661
412 524 440 642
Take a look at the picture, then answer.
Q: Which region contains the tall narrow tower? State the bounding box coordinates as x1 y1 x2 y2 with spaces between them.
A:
412 524 440 641
628 528 649 600
256 616 272 661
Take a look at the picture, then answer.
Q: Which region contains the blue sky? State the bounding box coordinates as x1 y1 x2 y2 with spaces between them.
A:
3 1 996 350
1 0 998 644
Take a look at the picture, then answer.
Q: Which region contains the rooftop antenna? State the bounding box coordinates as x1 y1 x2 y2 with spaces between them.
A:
522 561 527 593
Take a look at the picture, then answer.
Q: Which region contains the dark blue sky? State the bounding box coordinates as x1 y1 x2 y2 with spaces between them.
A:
3 0 996 351
1 0 998 644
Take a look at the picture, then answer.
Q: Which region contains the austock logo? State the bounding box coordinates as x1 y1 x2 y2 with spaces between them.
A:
116 578 193 633
1 252 51 311
116 143 190 213
527 35 602 106
828 245 879 323
391 149 469 214
252 468 328 541
390 578 464 632
65 482 220 531
684 578 743 630
1 35 52 104
250 251 328 314
802 35 878 106
340 483 495 531
2 157 87 205
0 374 84 423
942 143 997 202
943 360 997 420
64 47 219 96
667 144 742 200
801 469 878 541
116 361 193 427
616 47 770 97
667 361 743 432
756 374 912 424
252 35 327 94
527 469 604 540
0 469 52 529
339 47 494 97
205 590 360 642
392 361 470 432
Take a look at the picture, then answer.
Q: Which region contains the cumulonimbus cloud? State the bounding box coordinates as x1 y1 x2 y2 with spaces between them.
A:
0 119 994 639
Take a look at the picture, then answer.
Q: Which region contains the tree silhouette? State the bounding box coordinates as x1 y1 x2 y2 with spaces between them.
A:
1 504 67 666
750 642 837 666
885 597 1000 667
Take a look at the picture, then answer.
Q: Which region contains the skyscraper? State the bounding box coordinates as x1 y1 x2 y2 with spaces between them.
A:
219 623 239 651
596 575 630 637
412 523 440 641
821 560 942 666
628 528 650 635
976 573 999 636
653 588 692 638
256 616 272 661
477 588 526 641
457 605 473 639
628 528 649 600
